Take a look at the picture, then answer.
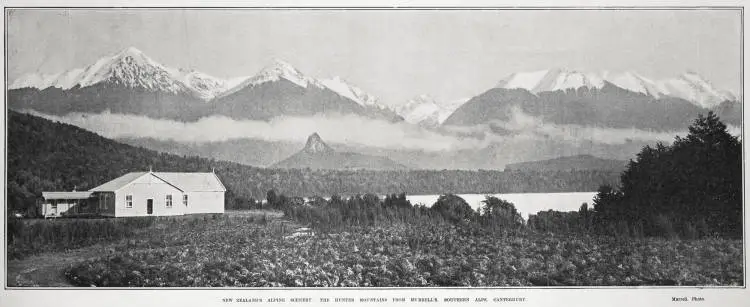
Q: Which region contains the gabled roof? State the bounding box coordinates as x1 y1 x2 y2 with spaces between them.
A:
88 171 226 193
154 172 227 192
42 191 94 200
89 172 148 192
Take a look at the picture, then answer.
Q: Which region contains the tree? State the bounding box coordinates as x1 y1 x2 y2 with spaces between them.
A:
594 112 741 238
431 194 476 224
480 196 523 230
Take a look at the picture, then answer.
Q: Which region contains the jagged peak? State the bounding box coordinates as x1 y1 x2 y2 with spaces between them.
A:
303 132 334 154
242 58 322 89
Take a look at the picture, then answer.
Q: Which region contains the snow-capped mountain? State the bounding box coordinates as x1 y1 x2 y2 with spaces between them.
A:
217 59 324 100
219 59 394 111
9 48 403 122
175 68 248 101
209 59 403 122
12 47 193 94
496 68 737 108
444 68 741 131
396 95 469 127
10 47 246 101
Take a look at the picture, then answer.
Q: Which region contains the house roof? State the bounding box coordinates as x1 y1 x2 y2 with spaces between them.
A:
42 191 94 200
153 172 227 192
89 172 148 192
88 171 226 193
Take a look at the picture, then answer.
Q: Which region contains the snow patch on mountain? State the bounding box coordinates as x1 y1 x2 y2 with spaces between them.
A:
173 68 243 101
496 68 736 108
396 95 469 127
319 76 381 108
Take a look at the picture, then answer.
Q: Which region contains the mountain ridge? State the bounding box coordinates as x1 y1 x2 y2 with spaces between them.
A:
495 68 736 109
442 85 741 131
9 47 403 122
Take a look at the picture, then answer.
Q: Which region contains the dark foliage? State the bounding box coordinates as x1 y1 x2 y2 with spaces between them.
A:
592 112 741 238
431 194 477 224
528 203 593 234
480 196 525 232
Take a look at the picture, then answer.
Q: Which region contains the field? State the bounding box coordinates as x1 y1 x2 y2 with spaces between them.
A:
9 210 740 287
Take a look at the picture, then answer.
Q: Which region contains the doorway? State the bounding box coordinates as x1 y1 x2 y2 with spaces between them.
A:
147 199 153 215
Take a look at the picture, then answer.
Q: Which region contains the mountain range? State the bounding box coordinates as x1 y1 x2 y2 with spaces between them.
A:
7 47 741 171
496 68 736 108
10 47 741 129
9 47 403 122
271 133 407 170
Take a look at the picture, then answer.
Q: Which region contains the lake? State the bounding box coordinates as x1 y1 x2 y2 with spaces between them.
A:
405 192 598 219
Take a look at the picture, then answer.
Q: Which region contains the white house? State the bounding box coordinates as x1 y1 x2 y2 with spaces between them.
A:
41 171 226 218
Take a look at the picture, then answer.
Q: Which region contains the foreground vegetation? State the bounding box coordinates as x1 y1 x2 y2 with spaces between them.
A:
62 213 741 287
7 217 155 260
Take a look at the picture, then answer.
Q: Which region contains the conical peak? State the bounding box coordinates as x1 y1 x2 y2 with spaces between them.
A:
303 132 334 154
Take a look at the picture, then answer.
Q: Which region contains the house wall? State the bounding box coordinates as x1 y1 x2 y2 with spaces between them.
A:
115 174 184 217
184 191 225 214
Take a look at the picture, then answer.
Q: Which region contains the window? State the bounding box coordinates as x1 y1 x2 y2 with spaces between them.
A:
126 195 133 208
166 195 173 208
51 203 57 210
183 195 188 207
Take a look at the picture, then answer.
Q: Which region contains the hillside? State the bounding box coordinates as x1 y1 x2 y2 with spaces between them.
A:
7 111 621 215
504 155 627 172
271 133 407 170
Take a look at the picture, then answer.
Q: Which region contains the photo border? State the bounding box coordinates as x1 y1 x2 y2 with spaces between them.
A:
1 3 748 306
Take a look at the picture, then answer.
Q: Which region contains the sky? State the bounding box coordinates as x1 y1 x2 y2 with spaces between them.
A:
6 9 742 105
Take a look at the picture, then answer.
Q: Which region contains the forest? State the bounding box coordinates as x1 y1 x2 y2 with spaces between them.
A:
6 110 619 216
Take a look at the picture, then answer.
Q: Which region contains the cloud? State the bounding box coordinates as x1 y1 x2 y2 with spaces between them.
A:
24 110 486 152
23 109 688 153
